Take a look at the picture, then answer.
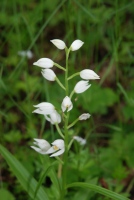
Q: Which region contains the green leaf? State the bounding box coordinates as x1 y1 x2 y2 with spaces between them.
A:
0 145 49 200
34 161 59 200
0 188 15 200
67 182 130 200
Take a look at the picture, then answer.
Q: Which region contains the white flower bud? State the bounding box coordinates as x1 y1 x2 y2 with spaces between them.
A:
41 69 56 81
33 58 54 68
45 111 61 124
70 40 84 51
73 136 86 145
80 69 100 80
79 113 91 120
61 96 73 112
50 39 66 50
74 80 91 94
33 102 55 115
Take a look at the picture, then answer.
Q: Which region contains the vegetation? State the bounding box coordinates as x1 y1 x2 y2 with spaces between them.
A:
0 0 134 199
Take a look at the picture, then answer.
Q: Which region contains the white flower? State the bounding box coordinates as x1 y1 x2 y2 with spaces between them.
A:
31 139 65 157
41 69 56 81
33 102 55 115
61 96 73 112
50 39 66 50
18 50 33 59
79 113 91 120
46 139 65 157
70 40 84 51
73 136 86 145
74 80 91 94
45 111 61 124
31 139 51 154
33 58 54 68
80 69 100 80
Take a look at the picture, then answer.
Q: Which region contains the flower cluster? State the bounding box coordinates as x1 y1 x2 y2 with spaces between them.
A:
31 39 100 157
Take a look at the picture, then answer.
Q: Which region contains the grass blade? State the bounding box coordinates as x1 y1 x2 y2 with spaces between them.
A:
0 144 49 200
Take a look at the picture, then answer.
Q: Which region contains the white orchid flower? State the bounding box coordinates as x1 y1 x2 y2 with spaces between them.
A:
61 96 73 112
31 139 65 157
41 69 56 81
18 50 33 59
70 40 84 51
73 136 86 145
33 102 55 115
31 139 51 154
74 80 91 93
45 110 61 124
46 139 65 157
50 39 66 50
79 113 91 120
80 69 100 80
33 58 54 68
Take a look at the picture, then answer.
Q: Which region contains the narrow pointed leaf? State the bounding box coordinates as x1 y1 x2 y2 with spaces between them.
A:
0 145 49 200
67 182 130 200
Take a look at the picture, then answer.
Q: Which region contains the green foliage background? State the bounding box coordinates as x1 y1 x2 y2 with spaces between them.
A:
0 0 134 199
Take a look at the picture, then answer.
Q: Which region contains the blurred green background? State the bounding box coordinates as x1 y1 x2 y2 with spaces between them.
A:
0 0 134 199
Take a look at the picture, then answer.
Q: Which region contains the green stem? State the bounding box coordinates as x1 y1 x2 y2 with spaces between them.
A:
56 77 65 90
54 62 66 71
70 90 75 99
68 72 80 80
60 48 71 200
68 118 79 129
55 123 64 139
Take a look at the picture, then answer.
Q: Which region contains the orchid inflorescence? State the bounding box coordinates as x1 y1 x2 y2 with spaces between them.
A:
31 39 100 157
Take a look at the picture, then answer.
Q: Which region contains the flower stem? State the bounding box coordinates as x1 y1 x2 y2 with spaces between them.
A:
60 48 71 200
55 123 64 139
56 77 66 90
54 62 66 71
67 72 80 80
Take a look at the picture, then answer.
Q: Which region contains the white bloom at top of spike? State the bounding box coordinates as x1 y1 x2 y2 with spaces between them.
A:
50 39 66 50
80 69 100 80
41 69 56 81
33 58 54 68
31 139 65 157
79 113 91 120
61 96 73 112
74 80 91 94
46 139 65 157
70 40 84 51
73 136 86 145
45 111 61 124
31 139 51 154
33 102 55 115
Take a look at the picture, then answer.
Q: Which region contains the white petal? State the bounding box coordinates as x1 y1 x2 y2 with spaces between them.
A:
33 139 51 150
45 111 61 124
52 139 64 149
31 146 48 154
80 69 100 80
50 39 66 50
33 58 54 68
41 69 56 81
73 136 86 145
50 148 65 157
45 146 56 154
61 96 73 112
70 40 84 51
79 113 91 120
33 102 55 115
74 80 91 93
